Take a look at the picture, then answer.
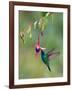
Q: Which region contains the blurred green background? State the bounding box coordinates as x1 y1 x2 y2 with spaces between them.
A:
19 11 63 79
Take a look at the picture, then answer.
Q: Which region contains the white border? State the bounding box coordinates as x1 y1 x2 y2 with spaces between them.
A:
14 6 68 85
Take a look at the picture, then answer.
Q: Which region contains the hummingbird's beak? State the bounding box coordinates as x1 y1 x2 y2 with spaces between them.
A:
40 47 46 50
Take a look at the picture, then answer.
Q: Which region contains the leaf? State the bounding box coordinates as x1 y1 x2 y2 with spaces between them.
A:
45 12 50 17
34 21 38 29
29 33 32 39
27 25 31 34
42 12 47 17
20 31 25 44
38 17 46 31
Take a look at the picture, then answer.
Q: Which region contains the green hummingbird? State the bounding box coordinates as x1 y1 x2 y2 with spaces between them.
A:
40 47 60 72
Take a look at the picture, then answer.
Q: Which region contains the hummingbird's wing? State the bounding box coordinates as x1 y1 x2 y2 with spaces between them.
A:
48 51 60 60
45 51 60 72
48 48 56 54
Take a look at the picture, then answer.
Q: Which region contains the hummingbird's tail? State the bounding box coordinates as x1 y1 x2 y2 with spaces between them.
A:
47 64 51 72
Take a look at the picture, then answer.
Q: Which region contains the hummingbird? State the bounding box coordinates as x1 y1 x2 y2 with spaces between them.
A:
35 34 60 71
40 47 60 72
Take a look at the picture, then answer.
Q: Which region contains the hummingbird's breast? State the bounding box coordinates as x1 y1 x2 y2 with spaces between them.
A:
41 50 45 62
